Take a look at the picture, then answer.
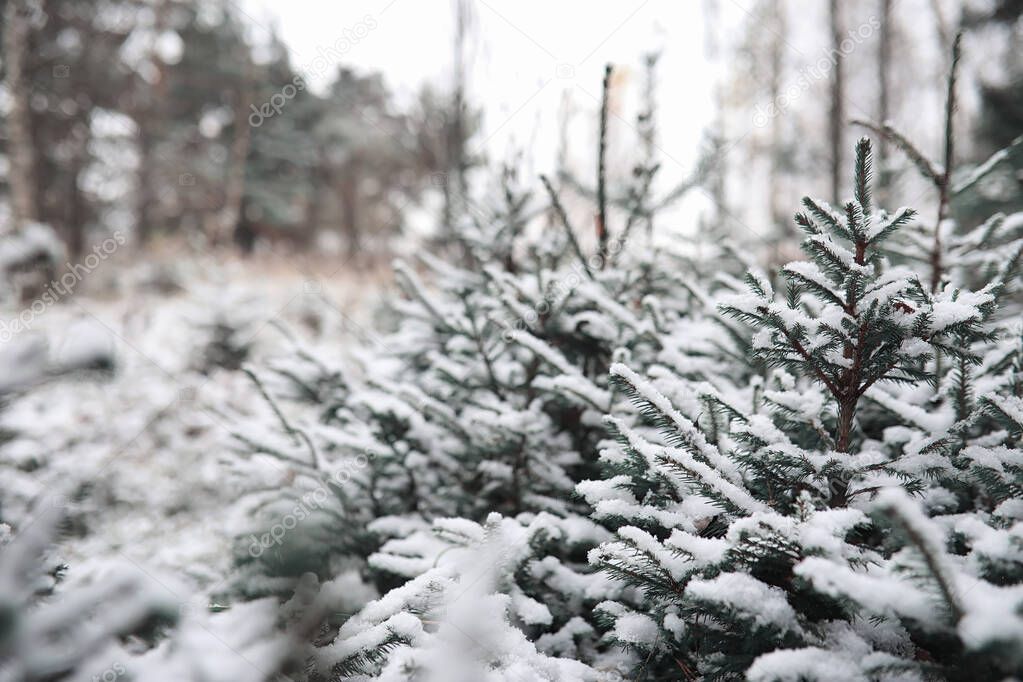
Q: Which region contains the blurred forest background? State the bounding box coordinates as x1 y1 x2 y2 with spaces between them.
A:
0 0 1018 294
0 0 473 274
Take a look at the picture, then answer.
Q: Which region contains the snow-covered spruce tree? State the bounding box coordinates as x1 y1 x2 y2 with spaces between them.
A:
225 67 731 679
226 205 664 676
310 233 764 680
0 505 178 681
586 138 1023 680
0 502 301 681
853 33 1023 451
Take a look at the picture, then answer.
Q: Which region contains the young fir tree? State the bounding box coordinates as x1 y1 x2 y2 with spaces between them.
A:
585 138 1023 680
0 504 179 681
225 66 726 680
225 59 1023 680
227 172 712 673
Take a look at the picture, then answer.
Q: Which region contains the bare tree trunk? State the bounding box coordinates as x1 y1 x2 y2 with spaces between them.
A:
304 161 325 247
453 0 472 201
877 0 893 205
217 55 255 248
135 129 156 244
828 0 845 203
767 0 787 238
442 0 473 237
339 170 360 260
65 150 86 258
135 0 169 246
4 0 38 231
703 0 728 239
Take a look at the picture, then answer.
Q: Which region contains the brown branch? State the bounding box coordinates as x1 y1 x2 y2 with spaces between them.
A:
778 325 842 398
596 64 613 264
930 31 962 292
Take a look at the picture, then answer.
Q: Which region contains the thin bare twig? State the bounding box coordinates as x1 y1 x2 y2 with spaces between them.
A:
540 174 594 279
596 64 613 264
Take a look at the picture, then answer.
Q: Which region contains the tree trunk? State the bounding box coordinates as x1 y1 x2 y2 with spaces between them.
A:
836 399 855 453
339 171 360 259
216 54 255 248
442 0 473 238
134 0 169 246
65 152 86 258
767 0 787 237
135 129 156 244
828 0 845 203
4 0 38 231
828 398 856 506
304 163 325 246
877 0 893 205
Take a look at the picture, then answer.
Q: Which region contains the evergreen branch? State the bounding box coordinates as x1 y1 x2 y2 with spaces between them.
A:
845 200 867 244
775 325 841 398
655 453 753 515
794 212 821 236
801 197 851 240
616 163 658 254
802 236 854 282
464 302 506 401
853 137 873 217
851 120 941 186
609 364 742 480
874 490 964 623
328 628 413 678
952 134 1023 196
394 261 464 333
230 431 320 472
540 174 594 279
869 208 916 247
782 270 845 308
994 243 1023 301
979 395 1023 439
597 540 687 600
942 32 962 193
243 365 321 470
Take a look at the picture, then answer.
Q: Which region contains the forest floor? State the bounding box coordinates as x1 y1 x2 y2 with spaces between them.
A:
0 250 391 617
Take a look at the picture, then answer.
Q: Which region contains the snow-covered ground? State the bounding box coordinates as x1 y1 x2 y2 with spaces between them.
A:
0 253 390 623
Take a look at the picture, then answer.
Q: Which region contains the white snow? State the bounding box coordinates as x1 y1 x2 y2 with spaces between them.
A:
686 572 802 634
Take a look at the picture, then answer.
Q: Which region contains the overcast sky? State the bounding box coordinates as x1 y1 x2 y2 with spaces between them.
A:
239 0 973 242
238 0 720 189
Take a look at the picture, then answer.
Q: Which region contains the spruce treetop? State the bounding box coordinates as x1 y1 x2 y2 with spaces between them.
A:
721 138 997 459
